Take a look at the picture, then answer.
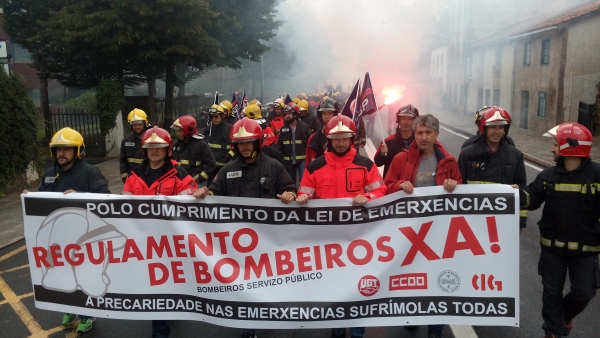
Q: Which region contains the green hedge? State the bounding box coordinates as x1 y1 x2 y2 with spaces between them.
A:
0 70 42 194
95 80 124 137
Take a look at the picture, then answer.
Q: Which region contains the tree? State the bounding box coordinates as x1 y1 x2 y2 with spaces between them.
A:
0 0 62 141
0 70 41 193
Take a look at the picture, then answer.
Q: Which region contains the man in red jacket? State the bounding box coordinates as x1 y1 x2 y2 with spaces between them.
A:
296 113 386 338
122 126 198 338
383 114 460 338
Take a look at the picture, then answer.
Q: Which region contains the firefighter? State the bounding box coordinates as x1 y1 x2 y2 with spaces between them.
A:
276 102 311 184
374 104 418 178
298 99 321 134
26 127 110 333
461 106 515 150
354 118 367 151
383 114 461 338
170 115 216 187
514 123 600 338
296 113 386 338
243 104 285 165
269 98 286 143
458 107 527 231
306 97 337 165
220 100 237 125
122 126 197 338
203 104 234 183
119 108 149 182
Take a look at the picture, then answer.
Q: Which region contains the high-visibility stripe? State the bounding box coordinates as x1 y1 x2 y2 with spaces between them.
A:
209 143 222 149
568 242 579 250
284 155 306 160
298 186 315 195
365 179 384 193
282 140 302 144
127 158 144 164
121 172 128 178
466 180 497 184
228 151 235 157
583 245 600 252
523 190 530 209
554 240 566 248
216 162 227 166
201 171 209 179
196 161 201 166
543 182 600 194
540 237 552 247
179 160 190 165
192 174 199 181
560 141 593 150
520 210 528 217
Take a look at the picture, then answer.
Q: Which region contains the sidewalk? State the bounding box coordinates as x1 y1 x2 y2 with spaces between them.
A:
0 158 123 249
435 108 600 167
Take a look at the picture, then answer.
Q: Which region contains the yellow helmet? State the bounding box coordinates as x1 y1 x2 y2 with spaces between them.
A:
208 104 225 115
299 93 307 99
273 98 285 109
127 108 149 127
49 127 85 159
219 100 233 115
244 104 263 120
249 99 262 107
292 97 300 104
298 99 310 112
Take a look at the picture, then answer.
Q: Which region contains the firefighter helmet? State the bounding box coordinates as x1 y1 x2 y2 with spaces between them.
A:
318 97 337 111
299 92 307 99
397 104 419 118
230 118 263 150
273 98 285 110
171 115 198 137
249 99 262 107
284 102 300 115
298 99 310 112
325 113 356 139
478 106 512 135
209 104 225 116
292 97 300 104
475 106 489 126
142 126 173 155
543 123 593 158
219 100 233 115
244 104 263 120
127 108 149 127
49 127 86 159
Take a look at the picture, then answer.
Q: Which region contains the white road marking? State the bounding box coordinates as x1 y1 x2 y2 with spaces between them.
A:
439 125 544 172
450 324 480 338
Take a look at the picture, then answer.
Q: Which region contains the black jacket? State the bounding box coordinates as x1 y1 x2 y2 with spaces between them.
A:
39 159 110 193
520 158 600 254
461 132 515 151
203 122 234 167
172 135 217 183
299 113 321 134
276 120 311 163
374 130 414 178
119 133 144 181
458 138 528 228
209 152 297 198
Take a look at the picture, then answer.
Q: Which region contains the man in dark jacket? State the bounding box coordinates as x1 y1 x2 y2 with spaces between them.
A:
171 115 217 187
298 99 321 133
306 97 337 165
515 123 600 338
27 127 109 333
374 104 418 178
203 104 234 183
276 102 311 184
194 118 296 338
119 108 149 182
458 107 527 231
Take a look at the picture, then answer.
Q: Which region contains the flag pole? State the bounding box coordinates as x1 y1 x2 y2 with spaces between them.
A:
376 106 387 153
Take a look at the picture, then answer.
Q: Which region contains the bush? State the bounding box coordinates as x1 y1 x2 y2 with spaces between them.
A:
95 80 124 136
63 91 96 110
0 70 42 194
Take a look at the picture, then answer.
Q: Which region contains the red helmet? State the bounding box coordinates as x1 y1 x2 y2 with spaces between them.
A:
142 126 173 156
325 113 356 139
171 115 197 137
543 123 593 158
284 102 300 114
478 106 512 135
230 118 264 150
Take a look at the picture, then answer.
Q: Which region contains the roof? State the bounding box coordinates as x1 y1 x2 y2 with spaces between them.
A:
471 0 600 48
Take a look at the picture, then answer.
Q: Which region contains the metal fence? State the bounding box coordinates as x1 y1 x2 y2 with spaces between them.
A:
49 108 106 157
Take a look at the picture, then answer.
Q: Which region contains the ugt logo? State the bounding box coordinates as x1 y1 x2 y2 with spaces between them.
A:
358 275 380 297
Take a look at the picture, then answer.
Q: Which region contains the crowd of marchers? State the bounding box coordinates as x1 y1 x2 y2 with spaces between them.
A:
24 92 600 338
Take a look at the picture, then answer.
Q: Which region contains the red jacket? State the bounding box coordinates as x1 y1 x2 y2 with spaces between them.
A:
270 115 285 144
385 140 462 193
298 147 387 200
123 159 198 196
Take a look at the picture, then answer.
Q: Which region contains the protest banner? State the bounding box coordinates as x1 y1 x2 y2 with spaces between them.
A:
22 185 519 328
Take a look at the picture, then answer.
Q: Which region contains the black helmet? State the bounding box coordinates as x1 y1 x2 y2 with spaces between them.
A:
397 104 419 118
318 97 337 111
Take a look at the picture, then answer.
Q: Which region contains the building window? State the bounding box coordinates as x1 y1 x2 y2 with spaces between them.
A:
493 89 500 106
538 92 547 117
485 89 490 106
524 42 531 66
520 91 529 129
541 39 550 66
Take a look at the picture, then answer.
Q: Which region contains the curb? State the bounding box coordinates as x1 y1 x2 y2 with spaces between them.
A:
0 235 24 250
440 122 552 169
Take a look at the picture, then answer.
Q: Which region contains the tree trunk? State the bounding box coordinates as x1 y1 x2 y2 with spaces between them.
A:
177 82 186 117
164 60 176 128
39 70 51 142
147 75 157 126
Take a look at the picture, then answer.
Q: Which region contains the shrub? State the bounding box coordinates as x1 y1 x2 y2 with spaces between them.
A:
63 91 96 110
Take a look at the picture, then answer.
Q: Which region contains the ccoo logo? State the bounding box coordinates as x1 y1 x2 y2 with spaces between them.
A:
358 275 380 297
